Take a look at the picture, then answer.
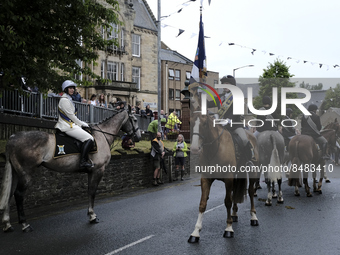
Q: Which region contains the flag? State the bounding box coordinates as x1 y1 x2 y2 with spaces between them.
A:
190 12 207 84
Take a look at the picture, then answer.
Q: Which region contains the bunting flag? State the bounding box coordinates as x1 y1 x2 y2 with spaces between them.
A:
177 29 185 37
190 11 207 83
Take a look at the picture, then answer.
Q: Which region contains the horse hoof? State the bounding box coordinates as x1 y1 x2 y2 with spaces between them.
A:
90 218 100 224
223 231 234 238
250 220 259 226
3 226 14 233
254 193 257 197
319 190 322 194
265 202 272 206
22 225 33 233
272 194 277 199
231 216 238 222
256 186 262 190
307 193 313 197
188 235 200 243
294 193 300 197
326 180 331 183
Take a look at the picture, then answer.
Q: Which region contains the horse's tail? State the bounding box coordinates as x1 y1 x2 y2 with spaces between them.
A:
288 140 301 186
0 152 12 210
232 175 248 204
268 134 282 182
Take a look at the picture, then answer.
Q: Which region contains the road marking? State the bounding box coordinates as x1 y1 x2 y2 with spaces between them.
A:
204 204 224 214
104 235 154 255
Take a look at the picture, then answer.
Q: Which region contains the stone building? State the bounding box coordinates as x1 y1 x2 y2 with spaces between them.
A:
78 0 158 110
160 42 219 117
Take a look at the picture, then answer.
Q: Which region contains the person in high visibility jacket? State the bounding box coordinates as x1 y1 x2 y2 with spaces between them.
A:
165 111 182 131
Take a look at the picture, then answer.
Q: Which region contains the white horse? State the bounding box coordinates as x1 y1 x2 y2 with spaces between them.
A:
0 109 141 232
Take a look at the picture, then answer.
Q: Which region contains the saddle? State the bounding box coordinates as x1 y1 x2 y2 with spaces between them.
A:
53 129 98 159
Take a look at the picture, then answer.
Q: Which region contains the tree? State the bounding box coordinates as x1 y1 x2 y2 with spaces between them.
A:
320 84 340 113
0 0 120 93
299 81 323 90
253 59 298 118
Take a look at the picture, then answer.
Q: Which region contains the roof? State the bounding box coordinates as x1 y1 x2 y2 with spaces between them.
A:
160 48 193 64
297 90 326 110
237 83 260 99
133 0 158 32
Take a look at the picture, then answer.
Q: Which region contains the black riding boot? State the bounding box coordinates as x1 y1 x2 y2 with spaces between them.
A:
245 141 255 166
322 142 330 160
80 139 94 169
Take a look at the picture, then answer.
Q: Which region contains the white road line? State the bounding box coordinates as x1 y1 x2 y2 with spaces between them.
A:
105 235 155 255
204 204 224 214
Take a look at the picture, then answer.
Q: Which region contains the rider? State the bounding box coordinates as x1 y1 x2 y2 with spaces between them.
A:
55 80 95 169
281 108 297 151
301 104 330 160
208 75 255 166
254 96 279 138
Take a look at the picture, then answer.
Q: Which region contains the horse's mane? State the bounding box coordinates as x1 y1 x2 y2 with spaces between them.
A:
94 109 127 126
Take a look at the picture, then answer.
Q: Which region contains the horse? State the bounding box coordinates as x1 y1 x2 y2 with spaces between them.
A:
256 131 285 206
288 129 336 197
0 109 141 232
324 118 340 171
188 112 259 242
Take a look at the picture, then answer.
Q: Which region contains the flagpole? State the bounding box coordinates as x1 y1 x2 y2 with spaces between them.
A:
157 0 162 132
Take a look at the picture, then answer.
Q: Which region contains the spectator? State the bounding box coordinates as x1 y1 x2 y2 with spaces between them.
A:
71 88 82 102
135 104 141 114
165 111 182 132
97 94 107 108
172 134 188 181
150 132 165 186
159 109 166 119
145 104 153 117
122 135 135 150
147 118 167 141
88 94 97 106
115 101 125 110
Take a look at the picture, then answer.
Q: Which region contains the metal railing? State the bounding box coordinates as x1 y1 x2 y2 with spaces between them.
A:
0 90 153 129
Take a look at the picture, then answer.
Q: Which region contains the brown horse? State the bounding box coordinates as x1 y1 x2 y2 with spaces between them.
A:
288 129 336 196
188 112 259 242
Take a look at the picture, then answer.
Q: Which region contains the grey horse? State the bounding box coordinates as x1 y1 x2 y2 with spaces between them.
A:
0 109 141 232
257 130 285 206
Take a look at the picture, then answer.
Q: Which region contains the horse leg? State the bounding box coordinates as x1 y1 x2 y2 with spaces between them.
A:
272 181 277 198
303 171 312 197
277 178 284 204
223 180 234 238
317 164 324 194
265 178 272 206
248 178 259 226
87 168 104 224
231 203 238 222
313 170 318 192
188 178 213 243
14 182 33 232
324 164 330 183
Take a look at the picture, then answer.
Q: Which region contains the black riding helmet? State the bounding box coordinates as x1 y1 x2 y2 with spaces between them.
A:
262 96 271 105
286 108 293 116
308 104 318 112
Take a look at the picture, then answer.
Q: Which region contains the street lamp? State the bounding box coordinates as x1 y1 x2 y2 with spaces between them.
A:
233 65 254 77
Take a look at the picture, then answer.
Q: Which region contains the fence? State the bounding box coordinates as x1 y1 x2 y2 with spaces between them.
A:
0 90 153 128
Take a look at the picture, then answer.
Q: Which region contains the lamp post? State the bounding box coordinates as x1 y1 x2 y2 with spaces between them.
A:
233 65 254 77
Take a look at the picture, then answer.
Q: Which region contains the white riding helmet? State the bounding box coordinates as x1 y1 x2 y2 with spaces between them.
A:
62 80 77 91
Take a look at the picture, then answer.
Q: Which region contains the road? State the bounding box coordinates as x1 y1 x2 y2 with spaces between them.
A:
1 164 340 255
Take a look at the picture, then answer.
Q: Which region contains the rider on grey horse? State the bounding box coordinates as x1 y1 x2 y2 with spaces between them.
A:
207 75 255 166
55 80 94 169
254 96 279 138
281 108 298 151
301 104 330 160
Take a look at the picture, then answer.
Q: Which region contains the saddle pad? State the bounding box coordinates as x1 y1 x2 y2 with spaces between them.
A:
53 133 98 159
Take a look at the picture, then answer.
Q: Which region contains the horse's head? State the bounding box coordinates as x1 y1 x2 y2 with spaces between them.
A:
121 110 141 142
191 113 213 154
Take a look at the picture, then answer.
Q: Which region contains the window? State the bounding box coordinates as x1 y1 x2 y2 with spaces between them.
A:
186 71 191 80
121 29 124 49
132 34 140 57
214 80 218 84
168 69 174 80
101 61 105 79
75 59 82 81
175 70 181 81
108 23 119 50
175 89 181 100
169 88 174 100
121 63 125 81
101 26 105 39
176 109 181 117
107 61 118 81
132 67 140 90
